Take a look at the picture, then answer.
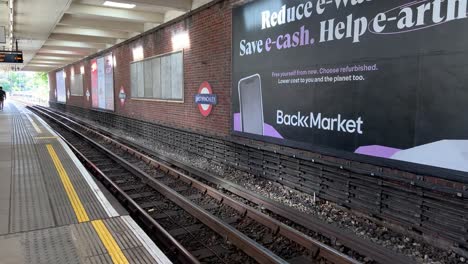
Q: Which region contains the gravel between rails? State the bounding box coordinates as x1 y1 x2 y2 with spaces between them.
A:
59 112 465 264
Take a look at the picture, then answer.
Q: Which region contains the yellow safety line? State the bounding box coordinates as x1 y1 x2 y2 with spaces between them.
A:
92 220 129 264
27 114 42 133
46 144 89 222
46 144 129 264
35 136 58 139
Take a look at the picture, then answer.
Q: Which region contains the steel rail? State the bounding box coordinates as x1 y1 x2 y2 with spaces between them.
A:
33 105 416 264
98 129 359 264
31 105 362 264
31 107 291 264
31 108 200 263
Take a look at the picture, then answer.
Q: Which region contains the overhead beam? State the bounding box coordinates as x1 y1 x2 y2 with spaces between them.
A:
26 63 60 68
127 0 191 11
34 52 85 59
34 55 83 61
54 26 130 39
39 46 96 56
49 33 117 45
41 46 97 52
28 60 66 65
38 50 89 56
59 14 144 33
44 40 110 50
66 3 164 23
22 66 57 72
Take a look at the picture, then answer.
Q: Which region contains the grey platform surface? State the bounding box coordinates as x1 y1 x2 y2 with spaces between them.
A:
10 110 55 232
0 104 13 234
0 101 171 264
0 216 163 264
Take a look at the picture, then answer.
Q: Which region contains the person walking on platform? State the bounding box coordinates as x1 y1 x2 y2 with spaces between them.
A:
0 87 6 110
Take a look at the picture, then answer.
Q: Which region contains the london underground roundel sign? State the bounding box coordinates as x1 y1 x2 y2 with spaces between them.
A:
196 81 217 117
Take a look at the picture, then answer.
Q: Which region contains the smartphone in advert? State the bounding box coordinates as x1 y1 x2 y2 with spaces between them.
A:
238 74 264 135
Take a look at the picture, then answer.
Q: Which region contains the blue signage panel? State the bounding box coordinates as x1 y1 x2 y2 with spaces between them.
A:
195 94 217 105
0 51 23 63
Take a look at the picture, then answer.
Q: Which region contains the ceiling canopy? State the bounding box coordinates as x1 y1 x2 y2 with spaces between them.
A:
2 0 212 72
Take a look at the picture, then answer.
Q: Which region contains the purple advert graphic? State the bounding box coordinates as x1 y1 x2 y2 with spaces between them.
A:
355 145 401 159
234 113 283 139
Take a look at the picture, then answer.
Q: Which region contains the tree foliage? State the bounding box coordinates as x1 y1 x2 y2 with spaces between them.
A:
0 72 49 100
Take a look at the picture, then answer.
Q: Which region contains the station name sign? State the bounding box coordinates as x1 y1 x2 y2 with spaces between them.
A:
195 94 217 105
0 51 23 63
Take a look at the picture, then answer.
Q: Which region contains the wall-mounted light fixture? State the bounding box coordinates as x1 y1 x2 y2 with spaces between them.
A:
132 46 144 61
172 31 190 51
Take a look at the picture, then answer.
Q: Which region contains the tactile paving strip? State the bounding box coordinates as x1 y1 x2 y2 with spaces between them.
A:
71 218 159 264
23 225 81 264
35 140 109 224
9 113 55 233
105 217 156 263
52 141 110 220
27 110 112 222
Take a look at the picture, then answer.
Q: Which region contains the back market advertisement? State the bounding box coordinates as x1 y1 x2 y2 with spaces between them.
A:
232 0 468 173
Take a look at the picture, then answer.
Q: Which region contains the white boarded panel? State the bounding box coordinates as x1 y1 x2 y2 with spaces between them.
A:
171 52 183 100
0 26 5 43
103 53 114 111
70 74 84 96
136 62 144 98
56 70 66 103
97 57 106 109
76 75 83 96
131 63 137 97
130 52 183 101
161 55 171 99
152 57 161 99
70 75 76 95
144 59 153 98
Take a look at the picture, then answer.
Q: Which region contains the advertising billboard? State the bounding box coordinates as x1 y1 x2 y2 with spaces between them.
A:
91 53 114 110
56 70 66 103
232 0 468 174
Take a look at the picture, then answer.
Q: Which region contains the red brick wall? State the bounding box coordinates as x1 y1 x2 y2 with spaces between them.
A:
48 71 56 102
49 0 235 137
48 61 93 108
82 60 93 109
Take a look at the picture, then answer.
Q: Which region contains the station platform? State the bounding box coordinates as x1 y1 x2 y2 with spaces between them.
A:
0 101 171 264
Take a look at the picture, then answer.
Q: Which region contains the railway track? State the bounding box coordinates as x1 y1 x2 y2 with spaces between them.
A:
30 105 415 264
